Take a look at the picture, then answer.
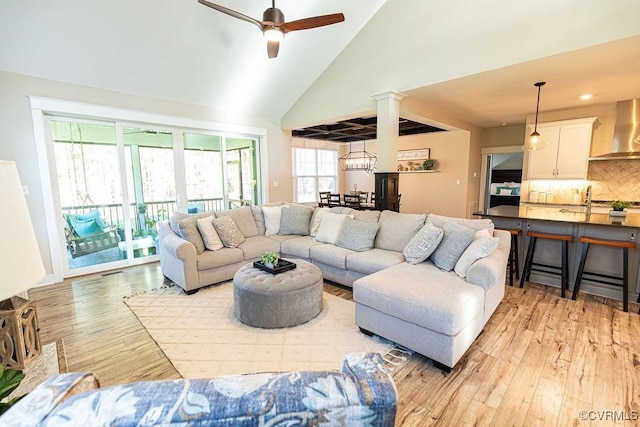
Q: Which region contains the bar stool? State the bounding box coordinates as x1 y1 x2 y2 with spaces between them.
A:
497 228 520 286
571 236 636 312
520 230 572 298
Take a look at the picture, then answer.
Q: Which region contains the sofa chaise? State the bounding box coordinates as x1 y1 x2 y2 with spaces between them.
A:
158 202 509 370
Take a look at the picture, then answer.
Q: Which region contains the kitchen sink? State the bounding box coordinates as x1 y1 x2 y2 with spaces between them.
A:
558 207 613 214
559 208 586 214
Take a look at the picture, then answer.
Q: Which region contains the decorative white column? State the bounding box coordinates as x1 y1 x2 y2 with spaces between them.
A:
373 91 406 172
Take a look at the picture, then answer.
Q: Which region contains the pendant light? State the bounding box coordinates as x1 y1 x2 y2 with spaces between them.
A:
523 81 547 151
339 141 377 172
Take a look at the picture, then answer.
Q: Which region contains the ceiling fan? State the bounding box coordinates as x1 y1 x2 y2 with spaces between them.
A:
197 0 345 58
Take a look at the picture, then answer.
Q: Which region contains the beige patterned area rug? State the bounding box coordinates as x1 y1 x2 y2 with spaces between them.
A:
124 282 411 378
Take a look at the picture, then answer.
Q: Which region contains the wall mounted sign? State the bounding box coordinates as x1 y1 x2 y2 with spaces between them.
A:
398 148 431 172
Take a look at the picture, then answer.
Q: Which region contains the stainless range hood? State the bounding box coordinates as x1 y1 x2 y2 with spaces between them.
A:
589 99 640 160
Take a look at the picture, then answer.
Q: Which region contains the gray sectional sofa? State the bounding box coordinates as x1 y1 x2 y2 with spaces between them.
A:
158 202 510 370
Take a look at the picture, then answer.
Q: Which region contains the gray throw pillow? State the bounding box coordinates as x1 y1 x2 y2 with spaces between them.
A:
403 222 444 264
170 211 190 235
329 206 354 215
375 211 427 252
335 217 380 252
454 229 500 277
212 216 246 248
351 210 381 223
215 207 258 238
178 216 206 254
279 205 314 235
430 221 476 271
427 213 495 234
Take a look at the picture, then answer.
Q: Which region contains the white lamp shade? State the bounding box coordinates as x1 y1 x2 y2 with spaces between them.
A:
0 161 45 300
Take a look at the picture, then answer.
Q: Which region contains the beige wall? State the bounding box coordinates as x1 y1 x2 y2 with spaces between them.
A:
343 168 375 196
466 128 482 217
481 124 527 148
343 131 472 217
0 71 293 277
402 132 472 217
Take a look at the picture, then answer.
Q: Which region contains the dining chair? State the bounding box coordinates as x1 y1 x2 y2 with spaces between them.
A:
358 192 369 204
328 194 342 207
343 194 362 209
318 192 330 207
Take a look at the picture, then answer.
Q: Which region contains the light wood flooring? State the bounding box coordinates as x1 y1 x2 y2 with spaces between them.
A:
30 263 640 426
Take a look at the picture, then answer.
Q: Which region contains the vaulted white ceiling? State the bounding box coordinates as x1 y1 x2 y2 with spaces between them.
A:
284 0 640 129
2 0 640 130
0 0 385 124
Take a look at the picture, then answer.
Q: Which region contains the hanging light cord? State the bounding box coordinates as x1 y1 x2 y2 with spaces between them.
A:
533 81 545 132
534 84 542 132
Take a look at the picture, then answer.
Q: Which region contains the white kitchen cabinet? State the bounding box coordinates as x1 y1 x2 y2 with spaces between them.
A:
527 117 596 179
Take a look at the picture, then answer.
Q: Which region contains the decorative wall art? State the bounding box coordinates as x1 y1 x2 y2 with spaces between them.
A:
397 148 433 172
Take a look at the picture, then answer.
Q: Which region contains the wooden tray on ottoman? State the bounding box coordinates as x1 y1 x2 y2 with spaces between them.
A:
253 259 297 275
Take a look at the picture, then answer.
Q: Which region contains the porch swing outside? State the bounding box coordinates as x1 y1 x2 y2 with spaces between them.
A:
62 123 120 259
66 228 120 259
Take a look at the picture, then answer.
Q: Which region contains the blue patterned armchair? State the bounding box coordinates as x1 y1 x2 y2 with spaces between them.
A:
1 352 396 426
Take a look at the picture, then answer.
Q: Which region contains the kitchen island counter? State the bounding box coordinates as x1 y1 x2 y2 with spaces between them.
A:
474 205 639 307
474 205 640 228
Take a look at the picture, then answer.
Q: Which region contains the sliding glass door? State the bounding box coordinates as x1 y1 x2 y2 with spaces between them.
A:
183 132 224 213
47 119 262 277
122 126 176 261
226 138 258 209
184 133 259 211
52 119 124 272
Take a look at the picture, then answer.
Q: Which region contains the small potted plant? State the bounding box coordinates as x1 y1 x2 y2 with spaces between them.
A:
609 200 631 217
260 252 279 269
422 159 435 171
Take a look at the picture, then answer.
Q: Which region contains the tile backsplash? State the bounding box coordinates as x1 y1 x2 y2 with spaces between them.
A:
588 160 640 202
524 160 640 205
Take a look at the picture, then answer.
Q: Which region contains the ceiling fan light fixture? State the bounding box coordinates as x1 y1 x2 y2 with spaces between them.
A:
263 27 284 42
523 81 547 151
198 0 344 59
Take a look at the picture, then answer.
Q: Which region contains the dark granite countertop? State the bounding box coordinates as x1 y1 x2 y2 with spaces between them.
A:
474 205 640 228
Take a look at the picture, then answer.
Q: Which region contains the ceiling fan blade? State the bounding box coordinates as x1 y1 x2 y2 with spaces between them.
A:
267 40 280 58
198 0 264 31
281 13 345 33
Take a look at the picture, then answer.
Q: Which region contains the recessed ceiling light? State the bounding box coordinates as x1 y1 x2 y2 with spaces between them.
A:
580 94 593 101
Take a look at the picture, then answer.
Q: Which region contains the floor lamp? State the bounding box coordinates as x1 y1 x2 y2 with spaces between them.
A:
0 161 45 368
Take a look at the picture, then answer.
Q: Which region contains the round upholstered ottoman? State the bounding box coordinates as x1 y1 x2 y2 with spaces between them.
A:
233 259 323 328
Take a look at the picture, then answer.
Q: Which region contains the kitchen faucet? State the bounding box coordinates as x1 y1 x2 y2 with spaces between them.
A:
585 185 592 216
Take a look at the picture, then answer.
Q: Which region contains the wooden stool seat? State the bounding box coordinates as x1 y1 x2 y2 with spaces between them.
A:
526 231 572 241
578 236 636 249
520 230 572 298
497 228 520 287
572 236 636 312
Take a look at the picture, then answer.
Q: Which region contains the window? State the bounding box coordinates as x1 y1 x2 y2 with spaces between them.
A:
292 148 338 202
